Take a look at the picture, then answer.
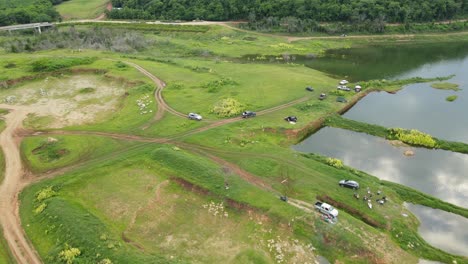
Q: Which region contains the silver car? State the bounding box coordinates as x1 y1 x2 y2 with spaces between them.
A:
188 113 202 121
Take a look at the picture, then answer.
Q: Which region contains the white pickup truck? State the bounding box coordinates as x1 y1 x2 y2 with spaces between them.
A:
315 201 338 218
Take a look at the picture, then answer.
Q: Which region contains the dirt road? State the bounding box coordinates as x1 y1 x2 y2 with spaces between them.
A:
0 105 42 264
123 61 187 123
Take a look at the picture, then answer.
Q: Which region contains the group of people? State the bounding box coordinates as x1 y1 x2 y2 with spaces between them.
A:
353 188 388 205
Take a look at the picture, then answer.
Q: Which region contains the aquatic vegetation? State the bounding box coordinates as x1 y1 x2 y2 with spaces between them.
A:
431 82 460 91
388 128 437 148
446 95 458 101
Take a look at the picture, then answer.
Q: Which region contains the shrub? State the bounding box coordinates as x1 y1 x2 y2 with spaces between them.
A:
34 203 47 214
115 61 128 69
211 98 244 117
388 128 437 148
31 57 95 72
35 186 57 202
325 158 343 168
202 77 237 93
59 244 81 264
330 90 345 96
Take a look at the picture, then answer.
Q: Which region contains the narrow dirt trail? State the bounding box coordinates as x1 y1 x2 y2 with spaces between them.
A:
124 61 187 121
0 105 42 264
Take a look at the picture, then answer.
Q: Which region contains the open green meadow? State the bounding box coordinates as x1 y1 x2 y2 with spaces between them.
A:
0 23 466 264
55 0 109 20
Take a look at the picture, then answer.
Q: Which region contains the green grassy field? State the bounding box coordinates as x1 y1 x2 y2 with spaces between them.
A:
20 144 322 264
55 0 109 20
0 228 14 264
0 24 466 264
21 135 140 173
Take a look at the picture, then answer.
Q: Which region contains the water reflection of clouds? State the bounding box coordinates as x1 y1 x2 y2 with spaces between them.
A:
367 157 402 182
407 204 468 257
294 128 468 208
345 54 468 143
431 153 468 206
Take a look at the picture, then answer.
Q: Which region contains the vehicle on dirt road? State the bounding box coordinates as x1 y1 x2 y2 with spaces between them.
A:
339 179 360 189
188 113 202 120
315 201 338 218
242 111 256 118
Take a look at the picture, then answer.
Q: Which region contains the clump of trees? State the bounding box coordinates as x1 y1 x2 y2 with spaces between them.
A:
0 0 65 26
4 27 153 53
108 0 468 24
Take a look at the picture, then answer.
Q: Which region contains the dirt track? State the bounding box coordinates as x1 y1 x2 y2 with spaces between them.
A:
0 105 42 264
123 61 187 122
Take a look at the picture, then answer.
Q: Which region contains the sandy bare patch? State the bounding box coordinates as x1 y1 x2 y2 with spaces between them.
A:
1 74 127 128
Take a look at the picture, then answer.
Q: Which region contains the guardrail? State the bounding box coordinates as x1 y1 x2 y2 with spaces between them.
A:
0 22 54 33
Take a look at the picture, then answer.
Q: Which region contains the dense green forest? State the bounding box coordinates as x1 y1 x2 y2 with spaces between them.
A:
108 0 468 23
0 0 65 26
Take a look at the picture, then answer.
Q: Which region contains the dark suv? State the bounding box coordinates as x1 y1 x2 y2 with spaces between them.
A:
242 111 256 118
339 180 359 189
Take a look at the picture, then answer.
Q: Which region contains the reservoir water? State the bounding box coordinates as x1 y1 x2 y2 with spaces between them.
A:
294 41 468 257
313 42 468 143
407 203 468 257
293 127 468 208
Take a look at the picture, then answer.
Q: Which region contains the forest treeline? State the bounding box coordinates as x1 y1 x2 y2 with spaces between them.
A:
0 0 66 26
108 0 468 23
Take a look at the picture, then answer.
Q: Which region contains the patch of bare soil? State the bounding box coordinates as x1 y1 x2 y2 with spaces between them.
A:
1 75 126 128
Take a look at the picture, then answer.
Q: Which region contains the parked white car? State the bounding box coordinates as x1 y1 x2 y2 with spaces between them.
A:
188 113 202 121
